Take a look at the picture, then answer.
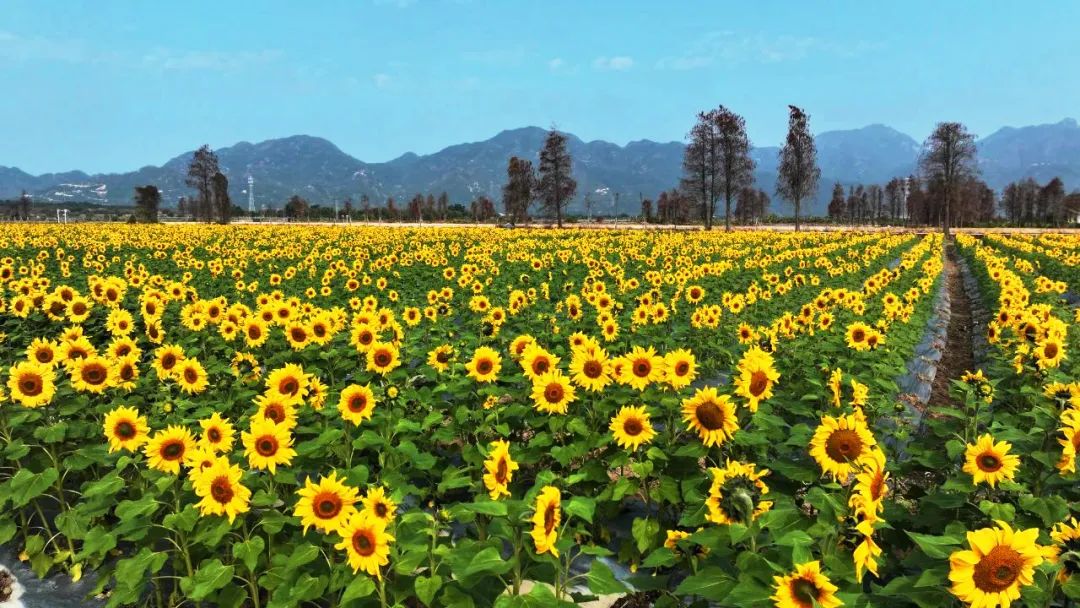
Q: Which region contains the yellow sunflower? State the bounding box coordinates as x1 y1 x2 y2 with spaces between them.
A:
664 348 698 390
465 346 502 383
963 434 1020 488
681 387 739 447
618 345 665 391
69 355 114 394
361 486 398 523
427 344 454 372
849 448 889 525
175 358 209 394
809 413 878 481
242 418 296 474
530 371 576 415
338 384 377 426
264 363 308 406
569 346 612 393
26 338 60 368
734 347 780 412
770 561 842 608
294 472 360 534
254 393 298 430
103 405 150 453
152 344 185 379
482 440 518 500
335 512 394 579
144 425 197 476
199 412 236 454
530 486 561 557
193 457 251 524
1056 420 1080 474
705 460 772 526
845 322 872 351
949 522 1043 608
366 341 401 376
609 405 656 452
7 360 56 408
1034 337 1066 369
520 344 560 381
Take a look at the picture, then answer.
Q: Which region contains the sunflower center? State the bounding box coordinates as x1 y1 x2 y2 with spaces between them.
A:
978 454 1003 472
622 417 644 436
35 350 53 363
790 578 821 607
476 359 492 374
694 400 726 431
208 428 222 442
583 360 603 378
374 503 388 518
543 504 557 535
291 328 306 342
496 458 509 484
83 364 107 384
852 329 865 343
115 421 136 439
748 370 769 397
162 441 185 460
1044 343 1059 359
183 367 198 383
825 429 863 463
256 437 279 457
633 360 651 378
352 530 376 556
532 359 550 375
374 351 391 367
972 545 1023 593
265 405 285 423
544 383 564 403
315 494 342 519
279 378 298 396
436 351 450 363
161 354 176 369
19 375 43 396
210 477 234 504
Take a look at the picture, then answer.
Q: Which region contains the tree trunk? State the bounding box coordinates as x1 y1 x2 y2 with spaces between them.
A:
794 198 801 232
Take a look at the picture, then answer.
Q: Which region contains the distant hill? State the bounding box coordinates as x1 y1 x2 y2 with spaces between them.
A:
2 119 1078 216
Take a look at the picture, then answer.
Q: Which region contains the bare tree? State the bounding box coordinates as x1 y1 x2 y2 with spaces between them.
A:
776 106 820 231
536 128 577 227
920 122 977 237
134 185 162 223
502 156 535 226
713 107 755 230
185 145 220 222
681 112 720 229
211 171 231 223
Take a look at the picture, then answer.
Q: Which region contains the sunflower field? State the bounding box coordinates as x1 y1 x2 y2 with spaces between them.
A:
0 224 1077 608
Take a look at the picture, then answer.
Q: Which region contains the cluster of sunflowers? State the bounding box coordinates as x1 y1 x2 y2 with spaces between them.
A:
0 223 1076 608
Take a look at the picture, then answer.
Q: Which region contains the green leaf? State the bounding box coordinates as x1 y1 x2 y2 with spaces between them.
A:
7 467 59 507
564 496 595 524
906 531 963 559
233 536 265 573
586 560 629 595
415 574 443 606
631 517 659 554
285 542 320 570
340 576 376 604
464 547 514 578
77 526 117 560
675 567 736 600
181 559 234 601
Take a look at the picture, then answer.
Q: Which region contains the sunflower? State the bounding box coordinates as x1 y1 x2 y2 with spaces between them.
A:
26 338 59 368
295 472 360 534
254 394 298 430
845 322 872 351
69 355 114 394
465 346 502 383
199 412 236 453
307 376 328 410
230 351 262 383
243 318 270 347
705 460 772 526
828 368 843 408
530 371 576 415
193 458 251 524
853 530 883 582
530 486 561 557
1034 337 1066 369
771 561 842 608
681 387 739 447
809 413 878 481
338 384 377 426
112 355 139 391
963 434 1020 488
1051 518 1080 579
7 360 56 408
176 358 209 394
103 406 150 453
427 344 454 372
335 512 395 579
265 363 308 406
734 347 780 412
569 346 612 392
152 344 185 379
366 342 401 376
186 445 220 486
482 440 518 500
619 345 665 391
520 344 561 381
949 522 1044 608
242 418 296 474
1056 420 1080 474
664 348 697 389
361 486 397 523
609 405 656 452
144 425 197 475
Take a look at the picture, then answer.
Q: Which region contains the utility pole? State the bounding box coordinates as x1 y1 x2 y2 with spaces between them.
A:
613 192 619 226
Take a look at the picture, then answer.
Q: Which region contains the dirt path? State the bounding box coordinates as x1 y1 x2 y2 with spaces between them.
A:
928 241 976 407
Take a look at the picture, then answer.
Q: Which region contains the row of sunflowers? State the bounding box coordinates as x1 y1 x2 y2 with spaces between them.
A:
0 224 1075 607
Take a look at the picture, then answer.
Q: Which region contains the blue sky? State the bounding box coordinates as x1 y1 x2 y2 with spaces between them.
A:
2 1 1079 174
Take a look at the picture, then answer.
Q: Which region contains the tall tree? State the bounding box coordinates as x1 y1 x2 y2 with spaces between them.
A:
471 195 496 222
211 171 231 223
536 129 577 228
920 122 977 237
641 197 653 223
1039 177 1065 225
133 185 162 223
437 192 449 220
827 182 845 219
284 195 309 220
502 156 535 226
185 145 220 222
17 190 30 220
360 194 371 220
681 112 720 228
776 105 820 231
713 107 755 230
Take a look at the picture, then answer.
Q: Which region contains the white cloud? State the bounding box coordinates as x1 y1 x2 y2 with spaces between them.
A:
142 48 282 71
373 73 392 89
656 31 882 70
547 57 565 70
593 55 634 71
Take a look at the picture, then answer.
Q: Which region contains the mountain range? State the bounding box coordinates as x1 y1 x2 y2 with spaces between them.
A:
3 119 1079 216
